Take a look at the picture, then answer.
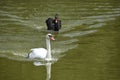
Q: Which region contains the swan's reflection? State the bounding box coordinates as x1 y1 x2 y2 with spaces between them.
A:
33 61 52 80
46 62 51 80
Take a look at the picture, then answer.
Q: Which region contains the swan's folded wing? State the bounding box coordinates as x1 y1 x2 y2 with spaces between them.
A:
29 48 47 59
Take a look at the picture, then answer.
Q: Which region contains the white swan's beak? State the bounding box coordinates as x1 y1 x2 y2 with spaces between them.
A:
50 36 55 41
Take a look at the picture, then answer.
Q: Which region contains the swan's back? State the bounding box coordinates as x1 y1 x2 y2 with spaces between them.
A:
29 48 47 59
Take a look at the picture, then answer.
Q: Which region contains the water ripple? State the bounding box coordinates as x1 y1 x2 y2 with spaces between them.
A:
63 30 97 38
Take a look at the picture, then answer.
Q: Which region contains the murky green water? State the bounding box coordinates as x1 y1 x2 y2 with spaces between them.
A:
0 0 120 80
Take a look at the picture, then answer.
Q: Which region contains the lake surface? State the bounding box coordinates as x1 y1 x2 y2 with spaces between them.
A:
0 0 120 80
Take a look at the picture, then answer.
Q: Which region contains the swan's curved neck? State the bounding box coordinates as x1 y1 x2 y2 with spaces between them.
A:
46 38 51 59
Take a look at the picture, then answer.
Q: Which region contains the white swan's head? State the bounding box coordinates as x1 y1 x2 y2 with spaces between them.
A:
46 34 55 40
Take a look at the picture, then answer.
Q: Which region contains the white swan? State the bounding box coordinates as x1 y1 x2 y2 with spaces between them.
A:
28 33 55 60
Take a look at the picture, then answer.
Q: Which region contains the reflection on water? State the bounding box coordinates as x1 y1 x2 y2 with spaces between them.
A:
33 62 52 80
34 62 52 80
46 62 51 80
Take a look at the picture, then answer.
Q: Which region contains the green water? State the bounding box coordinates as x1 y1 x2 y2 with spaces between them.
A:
0 0 120 80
